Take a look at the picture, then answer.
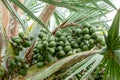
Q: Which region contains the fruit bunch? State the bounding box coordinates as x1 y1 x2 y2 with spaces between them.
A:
32 29 56 67
7 23 104 77
11 32 32 55
9 56 29 76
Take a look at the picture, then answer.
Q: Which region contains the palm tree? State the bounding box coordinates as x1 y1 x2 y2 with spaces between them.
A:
0 0 120 80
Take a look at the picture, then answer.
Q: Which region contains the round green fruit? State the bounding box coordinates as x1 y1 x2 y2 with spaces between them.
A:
84 34 90 40
77 38 82 44
57 50 66 57
19 69 27 76
96 37 102 43
36 44 42 50
33 49 39 54
89 27 95 34
89 39 94 45
37 62 44 68
67 51 73 55
82 45 89 51
49 41 56 47
91 33 98 39
47 48 55 54
0 66 5 77
10 59 17 67
60 36 66 41
19 32 24 39
45 53 54 62
55 31 62 37
76 48 81 53
38 55 44 61
65 41 70 46
49 36 55 41
73 44 79 48
42 37 48 41
22 41 30 47
64 46 71 52
33 54 38 59
82 28 89 34
71 41 76 46
58 41 64 46
57 46 63 51
14 56 23 62
43 41 48 48
11 36 21 44
83 23 90 28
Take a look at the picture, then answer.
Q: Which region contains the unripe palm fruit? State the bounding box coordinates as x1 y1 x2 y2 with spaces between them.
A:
60 36 66 41
67 51 73 56
65 41 71 46
49 41 56 47
83 23 90 28
91 33 98 39
49 36 55 41
84 34 90 40
57 46 63 51
42 36 48 41
82 28 89 34
45 53 54 62
11 36 21 44
36 44 42 50
47 48 55 54
19 69 27 76
0 66 5 77
37 62 44 68
73 44 79 48
76 48 82 53
19 32 24 39
96 37 102 43
55 31 62 37
64 46 71 52
57 50 66 57
89 27 95 34
22 41 30 47
38 55 44 61
43 41 48 48
14 56 23 62
89 39 94 45
82 45 89 51
10 59 17 67
58 41 64 46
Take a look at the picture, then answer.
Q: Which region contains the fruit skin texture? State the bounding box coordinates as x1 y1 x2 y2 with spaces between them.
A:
82 45 89 51
64 46 71 52
91 33 98 39
37 62 44 68
89 39 94 45
0 66 5 77
19 32 24 39
84 34 90 40
82 28 89 34
47 48 55 54
22 41 30 47
49 41 56 47
57 50 66 57
42 41 48 48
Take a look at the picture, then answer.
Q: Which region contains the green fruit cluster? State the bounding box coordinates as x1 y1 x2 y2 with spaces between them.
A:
32 29 55 67
9 56 29 76
9 23 105 76
11 32 32 55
